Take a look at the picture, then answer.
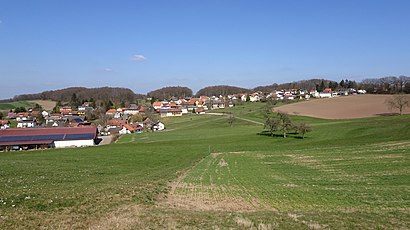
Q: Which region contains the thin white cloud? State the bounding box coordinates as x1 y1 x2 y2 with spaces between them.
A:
104 68 113 72
131 54 146 62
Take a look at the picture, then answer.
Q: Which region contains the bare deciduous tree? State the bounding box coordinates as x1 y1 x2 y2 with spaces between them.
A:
227 112 235 127
294 122 312 139
385 94 410 115
277 112 293 138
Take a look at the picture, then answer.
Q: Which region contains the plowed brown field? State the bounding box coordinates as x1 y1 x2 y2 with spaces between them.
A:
275 94 410 119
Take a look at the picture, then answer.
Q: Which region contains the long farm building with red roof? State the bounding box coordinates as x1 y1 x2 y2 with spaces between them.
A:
0 126 98 151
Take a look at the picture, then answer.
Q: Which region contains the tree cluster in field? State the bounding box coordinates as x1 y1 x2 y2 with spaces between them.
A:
147 86 193 100
263 108 312 139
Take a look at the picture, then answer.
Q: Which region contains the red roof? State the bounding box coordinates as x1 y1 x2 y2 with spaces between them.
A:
106 109 117 114
124 124 136 131
31 111 40 116
0 126 97 137
152 102 163 107
16 112 30 117
0 120 10 125
108 119 126 127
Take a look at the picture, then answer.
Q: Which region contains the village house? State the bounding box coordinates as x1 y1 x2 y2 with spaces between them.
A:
309 90 320 98
319 88 333 98
195 108 206 114
152 101 165 110
78 102 94 113
160 108 183 117
17 120 36 128
59 106 72 114
249 93 261 102
123 104 140 115
240 94 247 101
15 112 31 122
107 119 127 129
209 100 225 109
105 109 122 119
0 120 10 129
119 124 144 134
45 114 68 127
152 121 165 131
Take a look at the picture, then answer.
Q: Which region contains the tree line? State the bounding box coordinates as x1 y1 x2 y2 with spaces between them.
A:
12 87 144 104
195 85 250 97
360 76 410 94
147 86 193 101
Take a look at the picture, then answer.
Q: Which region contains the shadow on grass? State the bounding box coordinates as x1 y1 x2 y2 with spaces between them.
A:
375 113 400 116
257 131 307 139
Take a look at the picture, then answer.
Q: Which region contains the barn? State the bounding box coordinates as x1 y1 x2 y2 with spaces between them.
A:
0 126 98 151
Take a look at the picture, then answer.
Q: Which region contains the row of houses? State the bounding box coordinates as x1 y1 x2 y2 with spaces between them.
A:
99 117 165 136
147 88 367 118
151 96 232 117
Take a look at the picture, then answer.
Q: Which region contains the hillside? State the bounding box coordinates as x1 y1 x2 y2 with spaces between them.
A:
12 87 145 103
147 86 193 100
1 103 409 228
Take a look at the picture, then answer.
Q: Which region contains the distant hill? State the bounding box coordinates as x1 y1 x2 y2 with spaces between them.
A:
195 85 250 97
147 86 193 100
12 87 145 103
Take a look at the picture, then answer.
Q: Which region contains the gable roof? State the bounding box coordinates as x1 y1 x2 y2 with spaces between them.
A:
0 120 10 125
106 109 117 114
108 119 127 127
152 102 163 107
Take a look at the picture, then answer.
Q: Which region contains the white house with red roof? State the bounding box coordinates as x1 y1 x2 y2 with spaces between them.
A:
319 88 333 98
0 120 10 129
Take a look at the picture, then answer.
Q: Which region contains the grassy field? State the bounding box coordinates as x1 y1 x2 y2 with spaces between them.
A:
1 102 409 229
0 101 34 111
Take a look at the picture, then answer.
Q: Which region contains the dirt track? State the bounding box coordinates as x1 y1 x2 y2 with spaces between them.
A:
275 94 410 119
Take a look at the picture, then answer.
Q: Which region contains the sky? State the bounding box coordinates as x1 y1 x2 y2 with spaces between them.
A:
0 0 409 99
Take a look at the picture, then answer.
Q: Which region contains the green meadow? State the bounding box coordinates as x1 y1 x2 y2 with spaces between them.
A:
0 103 409 229
0 101 34 111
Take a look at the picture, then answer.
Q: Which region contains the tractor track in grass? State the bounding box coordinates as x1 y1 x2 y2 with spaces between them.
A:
160 151 276 212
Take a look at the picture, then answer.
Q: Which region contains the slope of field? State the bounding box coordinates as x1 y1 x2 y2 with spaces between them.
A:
0 101 34 111
27 100 56 111
1 103 409 229
276 94 410 119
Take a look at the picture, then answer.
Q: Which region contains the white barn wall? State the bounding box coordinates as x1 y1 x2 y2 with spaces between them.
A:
54 139 95 148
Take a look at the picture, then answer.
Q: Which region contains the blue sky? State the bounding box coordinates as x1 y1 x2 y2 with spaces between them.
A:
0 0 409 99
